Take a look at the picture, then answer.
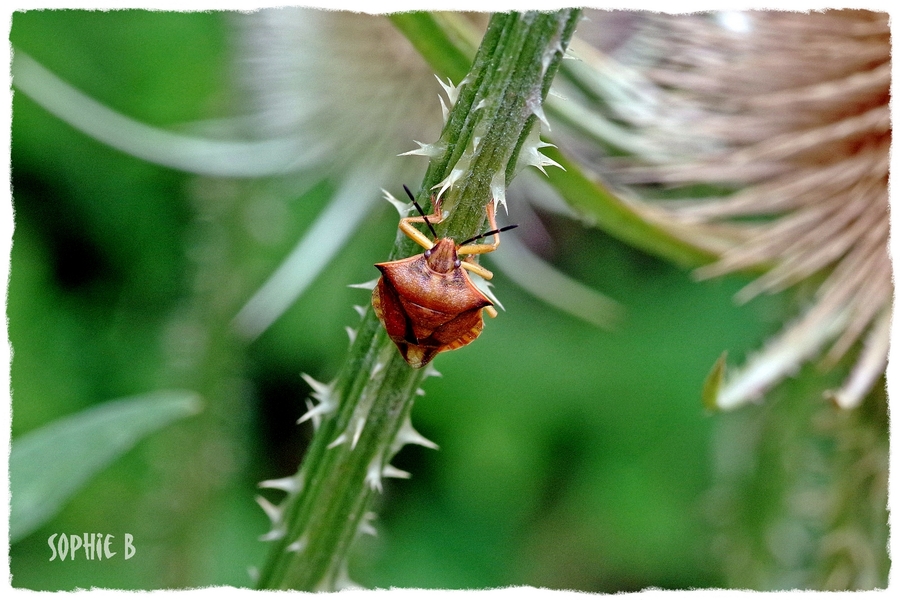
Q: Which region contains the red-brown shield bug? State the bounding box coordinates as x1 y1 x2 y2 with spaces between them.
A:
372 186 517 368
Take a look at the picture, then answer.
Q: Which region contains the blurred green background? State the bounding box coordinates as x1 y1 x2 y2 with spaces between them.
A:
9 10 792 591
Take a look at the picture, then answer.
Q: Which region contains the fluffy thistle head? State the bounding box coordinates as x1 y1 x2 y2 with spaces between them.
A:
565 10 890 409
235 9 443 177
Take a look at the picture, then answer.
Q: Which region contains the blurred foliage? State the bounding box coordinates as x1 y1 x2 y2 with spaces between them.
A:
8 9 873 592
707 366 889 589
10 390 202 543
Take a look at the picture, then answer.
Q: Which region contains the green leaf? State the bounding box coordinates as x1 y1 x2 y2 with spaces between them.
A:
389 12 473 84
9 390 203 543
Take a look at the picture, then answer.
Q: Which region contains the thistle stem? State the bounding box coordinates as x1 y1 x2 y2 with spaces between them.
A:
255 10 581 590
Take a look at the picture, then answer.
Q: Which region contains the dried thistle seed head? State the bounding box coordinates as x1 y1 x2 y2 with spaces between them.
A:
564 10 890 409
237 9 441 173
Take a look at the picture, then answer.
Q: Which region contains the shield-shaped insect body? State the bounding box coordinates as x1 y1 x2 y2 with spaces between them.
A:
372 187 516 368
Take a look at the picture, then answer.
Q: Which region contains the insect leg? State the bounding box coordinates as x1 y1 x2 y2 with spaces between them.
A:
457 202 507 256
399 194 446 249
460 260 494 280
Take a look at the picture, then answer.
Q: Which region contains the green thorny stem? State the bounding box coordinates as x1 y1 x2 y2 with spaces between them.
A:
255 10 581 590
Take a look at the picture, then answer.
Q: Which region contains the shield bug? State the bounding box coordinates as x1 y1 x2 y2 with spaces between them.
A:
372 186 517 368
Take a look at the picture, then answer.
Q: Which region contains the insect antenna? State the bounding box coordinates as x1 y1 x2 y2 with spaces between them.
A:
403 184 438 239
460 224 519 246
